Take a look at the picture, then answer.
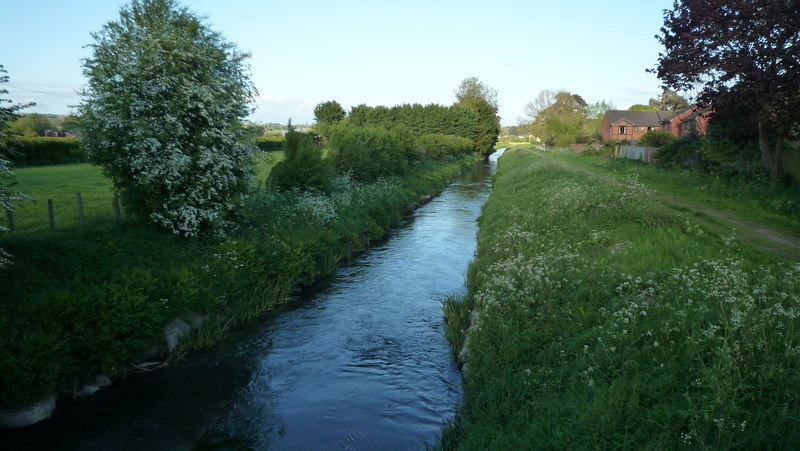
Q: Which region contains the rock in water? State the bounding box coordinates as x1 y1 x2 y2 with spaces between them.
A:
0 394 57 428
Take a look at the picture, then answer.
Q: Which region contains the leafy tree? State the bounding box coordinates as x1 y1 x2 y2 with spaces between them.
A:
629 104 657 111
0 65 33 267
329 126 405 181
454 77 500 157
654 0 800 177
9 113 59 137
648 88 689 111
78 0 256 237
533 91 592 146
313 100 345 142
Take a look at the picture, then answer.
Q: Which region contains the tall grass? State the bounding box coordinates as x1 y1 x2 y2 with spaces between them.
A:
443 148 800 449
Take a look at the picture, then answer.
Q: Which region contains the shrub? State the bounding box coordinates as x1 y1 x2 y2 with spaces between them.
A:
4 138 84 165
329 126 405 180
416 133 474 161
656 135 702 167
270 129 331 191
639 129 677 147
253 136 284 151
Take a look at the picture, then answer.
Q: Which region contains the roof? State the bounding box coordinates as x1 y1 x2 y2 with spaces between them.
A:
605 110 668 127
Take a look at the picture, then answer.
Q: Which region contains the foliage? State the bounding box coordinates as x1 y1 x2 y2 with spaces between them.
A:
444 148 800 449
270 125 331 191
8 113 61 137
648 88 690 111
313 100 345 142
3 137 84 165
415 133 474 161
78 0 256 237
253 135 284 151
654 135 702 167
654 0 800 177
454 77 500 157
329 125 405 181
0 65 33 268
628 104 657 111
638 129 676 147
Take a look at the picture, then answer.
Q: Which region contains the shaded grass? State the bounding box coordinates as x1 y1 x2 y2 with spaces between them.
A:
442 148 800 449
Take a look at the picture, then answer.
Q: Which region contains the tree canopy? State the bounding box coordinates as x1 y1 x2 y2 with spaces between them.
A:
454 77 500 157
654 0 800 177
78 0 256 237
313 100 345 141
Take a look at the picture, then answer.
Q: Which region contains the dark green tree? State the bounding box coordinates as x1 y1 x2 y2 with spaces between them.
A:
313 100 345 142
270 121 330 191
454 77 500 157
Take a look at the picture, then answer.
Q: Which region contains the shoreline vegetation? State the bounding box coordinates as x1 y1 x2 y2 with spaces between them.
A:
441 146 800 448
0 153 479 421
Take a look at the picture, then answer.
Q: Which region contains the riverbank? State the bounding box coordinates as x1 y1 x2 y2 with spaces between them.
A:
442 147 800 448
0 154 479 426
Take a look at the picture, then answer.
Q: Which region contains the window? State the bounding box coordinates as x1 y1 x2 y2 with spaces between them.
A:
634 127 638 132
618 126 628 134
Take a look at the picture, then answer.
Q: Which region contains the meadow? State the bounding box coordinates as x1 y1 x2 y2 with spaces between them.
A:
441 147 800 449
4 151 284 233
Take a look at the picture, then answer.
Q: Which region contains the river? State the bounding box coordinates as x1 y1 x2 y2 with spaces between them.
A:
3 151 500 450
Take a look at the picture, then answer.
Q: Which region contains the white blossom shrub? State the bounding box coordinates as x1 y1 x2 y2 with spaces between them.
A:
78 0 256 237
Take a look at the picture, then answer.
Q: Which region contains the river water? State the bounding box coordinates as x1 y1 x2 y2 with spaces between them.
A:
3 152 500 450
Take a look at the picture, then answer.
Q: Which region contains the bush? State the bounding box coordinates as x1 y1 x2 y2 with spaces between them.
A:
3 138 84 165
270 129 331 191
639 129 677 147
416 133 474 161
329 126 405 180
253 136 284 151
656 135 702 167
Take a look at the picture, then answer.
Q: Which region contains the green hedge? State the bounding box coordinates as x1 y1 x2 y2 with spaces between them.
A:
253 136 285 151
3 138 84 165
416 134 474 161
329 126 406 181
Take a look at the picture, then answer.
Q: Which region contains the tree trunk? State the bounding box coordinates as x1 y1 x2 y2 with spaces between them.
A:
757 119 784 178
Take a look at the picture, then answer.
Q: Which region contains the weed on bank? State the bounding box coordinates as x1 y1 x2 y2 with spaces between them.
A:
442 148 800 449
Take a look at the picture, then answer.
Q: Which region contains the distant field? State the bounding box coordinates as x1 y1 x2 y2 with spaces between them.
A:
4 151 285 233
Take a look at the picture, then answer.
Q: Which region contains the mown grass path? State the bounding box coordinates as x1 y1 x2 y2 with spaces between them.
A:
554 153 800 260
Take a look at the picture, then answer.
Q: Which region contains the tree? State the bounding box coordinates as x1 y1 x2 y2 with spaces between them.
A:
0 66 33 267
629 104 658 111
78 0 256 237
648 88 689 111
531 91 592 146
454 77 500 157
9 113 58 137
455 76 499 110
654 0 800 177
270 121 331 191
313 100 345 142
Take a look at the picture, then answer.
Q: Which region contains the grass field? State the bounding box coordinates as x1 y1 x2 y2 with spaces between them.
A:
4 151 284 233
441 147 800 449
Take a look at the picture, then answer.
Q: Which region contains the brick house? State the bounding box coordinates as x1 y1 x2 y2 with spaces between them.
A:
600 107 712 143
600 110 669 142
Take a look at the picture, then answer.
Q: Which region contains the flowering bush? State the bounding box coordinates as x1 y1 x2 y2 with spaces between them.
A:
78 0 256 237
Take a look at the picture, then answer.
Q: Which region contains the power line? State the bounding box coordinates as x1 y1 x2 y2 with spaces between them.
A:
5 84 80 100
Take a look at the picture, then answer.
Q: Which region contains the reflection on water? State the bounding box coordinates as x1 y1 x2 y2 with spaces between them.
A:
2 151 501 451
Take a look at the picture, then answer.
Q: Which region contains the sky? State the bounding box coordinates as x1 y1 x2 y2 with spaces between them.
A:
1 0 676 126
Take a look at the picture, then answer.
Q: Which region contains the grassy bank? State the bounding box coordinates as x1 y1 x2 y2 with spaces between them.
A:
558 151 800 234
442 148 800 448
0 155 477 409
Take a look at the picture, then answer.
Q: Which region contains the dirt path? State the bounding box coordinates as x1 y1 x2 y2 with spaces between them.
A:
563 159 800 260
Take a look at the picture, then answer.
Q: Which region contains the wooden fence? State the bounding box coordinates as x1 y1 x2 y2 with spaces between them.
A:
5 191 121 233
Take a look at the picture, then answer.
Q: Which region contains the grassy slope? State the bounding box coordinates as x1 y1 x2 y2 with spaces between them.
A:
5 151 284 233
443 148 800 449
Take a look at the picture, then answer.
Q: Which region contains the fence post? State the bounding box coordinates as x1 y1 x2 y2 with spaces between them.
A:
5 209 14 233
48 199 55 230
112 192 120 220
76 192 85 226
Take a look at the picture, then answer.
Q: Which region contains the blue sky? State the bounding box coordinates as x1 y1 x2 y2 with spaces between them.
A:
1 0 675 126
